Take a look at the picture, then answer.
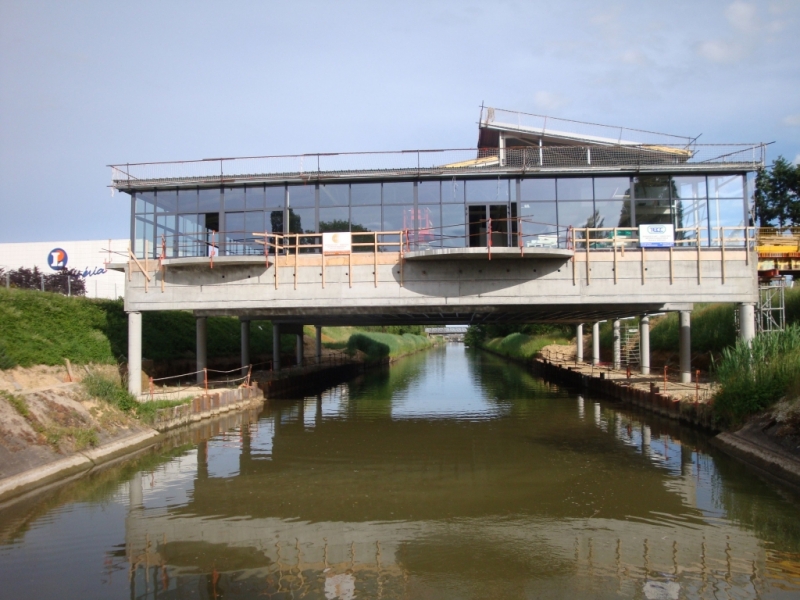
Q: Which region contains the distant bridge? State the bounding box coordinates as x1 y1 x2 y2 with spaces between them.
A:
425 327 468 335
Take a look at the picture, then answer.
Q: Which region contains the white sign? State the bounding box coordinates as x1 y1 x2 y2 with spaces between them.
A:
322 232 352 254
639 224 674 248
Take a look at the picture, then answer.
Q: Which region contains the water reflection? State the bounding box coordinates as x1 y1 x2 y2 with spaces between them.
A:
1 345 799 598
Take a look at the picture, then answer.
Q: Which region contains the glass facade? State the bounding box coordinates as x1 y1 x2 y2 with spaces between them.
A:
129 174 747 257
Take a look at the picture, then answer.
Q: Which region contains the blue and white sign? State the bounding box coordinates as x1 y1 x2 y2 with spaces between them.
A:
639 224 674 248
47 248 68 270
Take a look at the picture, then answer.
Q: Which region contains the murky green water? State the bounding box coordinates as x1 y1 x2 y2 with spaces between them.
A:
1 344 800 599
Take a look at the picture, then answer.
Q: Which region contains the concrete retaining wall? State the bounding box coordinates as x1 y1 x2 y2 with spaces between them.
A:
151 385 264 431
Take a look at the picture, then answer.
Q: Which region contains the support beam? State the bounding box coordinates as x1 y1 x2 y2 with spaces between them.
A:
315 325 323 365
196 316 207 384
739 302 755 345
592 322 600 366
240 319 250 375
679 310 691 384
640 316 650 376
576 324 583 363
127 311 142 396
296 333 304 368
612 319 621 370
272 322 281 371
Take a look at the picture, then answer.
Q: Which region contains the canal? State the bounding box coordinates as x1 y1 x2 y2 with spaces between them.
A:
1 344 799 599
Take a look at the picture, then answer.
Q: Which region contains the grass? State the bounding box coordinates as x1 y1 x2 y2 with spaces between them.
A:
0 287 280 367
713 325 800 428
482 332 572 361
346 332 433 362
787 286 800 326
82 373 191 424
2 390 30 418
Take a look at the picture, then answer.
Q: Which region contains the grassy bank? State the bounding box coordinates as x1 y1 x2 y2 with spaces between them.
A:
481 332 572 361
0 288 279 368
346 332 434 362
713 325 800 427
81 373 191 424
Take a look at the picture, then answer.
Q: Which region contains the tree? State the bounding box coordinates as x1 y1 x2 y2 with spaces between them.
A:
3 266 86 296
754 156 800 227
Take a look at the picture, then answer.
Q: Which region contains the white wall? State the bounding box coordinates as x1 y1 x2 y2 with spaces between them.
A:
0 239 128 299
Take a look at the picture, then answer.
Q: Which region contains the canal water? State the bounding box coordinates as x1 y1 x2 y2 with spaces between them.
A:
1 345 800 599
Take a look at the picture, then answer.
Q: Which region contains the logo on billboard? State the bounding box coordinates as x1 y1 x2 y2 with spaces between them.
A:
47 248 68 271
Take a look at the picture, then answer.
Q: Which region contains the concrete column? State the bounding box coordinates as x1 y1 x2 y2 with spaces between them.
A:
296 334 304 367
576 324 583 363
240 319 250 375
127 311 142 396
640 316 650 375
679 310 691 384
315 325 323 365
613 319 621 370
196 316 207 384
592 322 600 366
272 322 281 371
739 303 756 345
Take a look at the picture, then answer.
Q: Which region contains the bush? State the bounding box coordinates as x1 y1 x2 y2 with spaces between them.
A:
83 373 138 412
483 332 571 361
713 325 800 427
346 332 432 362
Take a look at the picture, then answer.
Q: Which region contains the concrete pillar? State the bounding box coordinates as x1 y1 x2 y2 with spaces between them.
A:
739 303 756 345
679 310 691 384
640 316 650 375
315 325 323 365
296 334 304 367
127 311 142 396
240 319 250 375
613 319 621 370
196 316 207 384
576 324 583 363
592 322 601 366
272 322 281 371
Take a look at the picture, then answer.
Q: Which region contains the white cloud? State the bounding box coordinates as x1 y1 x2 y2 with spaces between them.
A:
794 154 800 165
697 39 745 63
725 1 759 32
532 91 569 113
783 115 800 126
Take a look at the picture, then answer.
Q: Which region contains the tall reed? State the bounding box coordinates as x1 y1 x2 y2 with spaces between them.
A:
713 325 800 427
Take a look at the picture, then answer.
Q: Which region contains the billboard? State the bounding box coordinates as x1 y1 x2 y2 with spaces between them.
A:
638 224 675 248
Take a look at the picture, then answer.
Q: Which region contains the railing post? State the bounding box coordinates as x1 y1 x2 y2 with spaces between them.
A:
487 217 492 260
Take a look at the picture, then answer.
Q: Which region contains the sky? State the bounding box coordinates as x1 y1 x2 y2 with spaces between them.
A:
1 0 798 243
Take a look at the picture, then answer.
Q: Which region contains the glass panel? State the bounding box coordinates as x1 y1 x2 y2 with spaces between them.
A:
413 205 440 249
350 205 381 233
520 201 558 247
709 174 744 199
319 184 349 207
198 188 222 212
673 197 709 246
383 182 414 205
520 178 556 201
134 217 146 257
287 185 315 208
442 179 465 203
633 176 671 199
265 185 285 208
155 214 177 257
177 189 197 213
418 181 440 204
176 214 202 257
245 185 264 210
223 212 263 256
224 187 245 211
288 207 314 233
593 177 630 200
268 210 285 234
710 199 746 246
557 202 595 245
594 200 632 229
466 179 509 203
672 176 706 200
155 190 177 213
350 183 381 206
557 178 593 200
635 200 673 226
225 212 245 233
319 207 350 231
381 205 404 247
136 191 155 214
144 219 155 258
442 204 465 247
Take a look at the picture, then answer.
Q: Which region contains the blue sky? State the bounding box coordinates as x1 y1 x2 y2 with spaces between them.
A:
1 0 798 243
